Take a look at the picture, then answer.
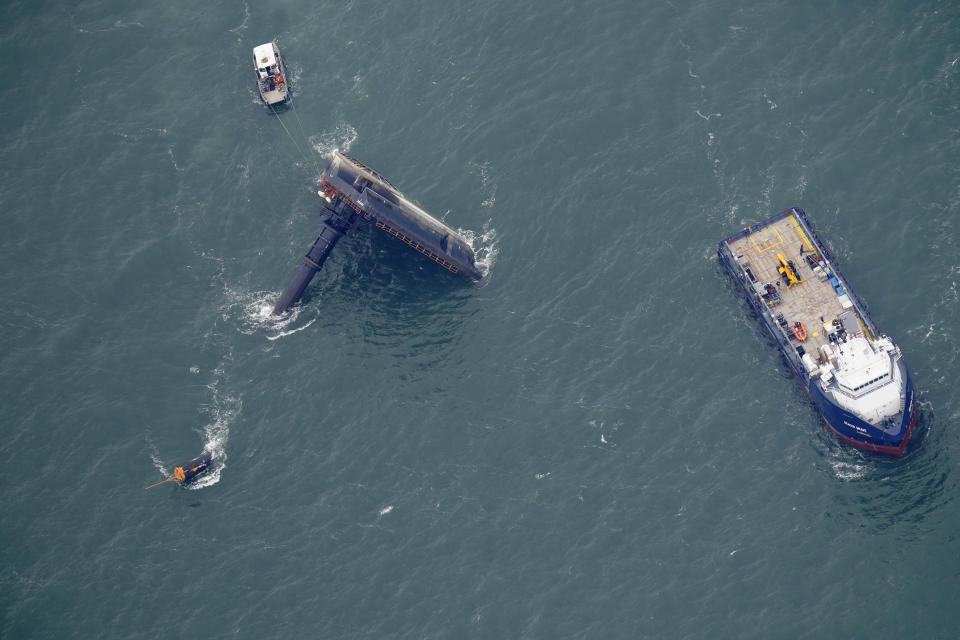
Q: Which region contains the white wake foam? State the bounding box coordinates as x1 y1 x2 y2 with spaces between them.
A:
457 223 498 281
470 161 498 209
187 367 241 490
310 123 358 159
829 459 867 481
221 285 316 341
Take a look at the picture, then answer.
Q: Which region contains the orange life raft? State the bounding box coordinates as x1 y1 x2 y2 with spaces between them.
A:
792 321 808 341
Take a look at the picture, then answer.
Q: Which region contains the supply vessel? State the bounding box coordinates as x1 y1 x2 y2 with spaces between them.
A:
718 207 918 455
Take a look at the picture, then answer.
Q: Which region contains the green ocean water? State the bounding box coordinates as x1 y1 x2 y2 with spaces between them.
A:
1 1 958 638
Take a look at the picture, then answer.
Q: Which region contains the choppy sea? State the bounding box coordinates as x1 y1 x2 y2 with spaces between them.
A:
2 1 958 638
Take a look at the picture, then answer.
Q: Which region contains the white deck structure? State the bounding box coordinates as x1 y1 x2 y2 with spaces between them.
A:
253 42 288 105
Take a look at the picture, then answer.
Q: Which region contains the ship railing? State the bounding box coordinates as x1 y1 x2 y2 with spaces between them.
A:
771 319 802 363
320 177 464 276
790 207 880 335
720 242 806 377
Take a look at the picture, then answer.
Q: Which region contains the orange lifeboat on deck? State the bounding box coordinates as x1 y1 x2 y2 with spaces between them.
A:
792 321 808 341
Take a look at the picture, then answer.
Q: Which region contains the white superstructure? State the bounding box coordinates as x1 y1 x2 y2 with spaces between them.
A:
252 42 288 105
814 334 905 426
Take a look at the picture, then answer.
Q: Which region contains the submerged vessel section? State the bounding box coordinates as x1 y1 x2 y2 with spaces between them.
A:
718 207 918 455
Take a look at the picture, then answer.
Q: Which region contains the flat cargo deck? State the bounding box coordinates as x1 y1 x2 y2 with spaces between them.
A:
262 88 286 104
725 213 864 356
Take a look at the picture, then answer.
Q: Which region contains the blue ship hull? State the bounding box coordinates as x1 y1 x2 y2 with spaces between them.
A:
810 373 917 455
718 208 917 455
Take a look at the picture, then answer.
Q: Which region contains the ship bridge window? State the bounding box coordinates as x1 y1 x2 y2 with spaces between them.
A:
853 373 889 392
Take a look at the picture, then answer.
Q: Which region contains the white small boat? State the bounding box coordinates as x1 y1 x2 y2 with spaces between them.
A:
253 42 288 105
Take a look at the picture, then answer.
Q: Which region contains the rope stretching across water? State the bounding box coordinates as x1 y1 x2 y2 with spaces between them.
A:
269 90 321 181
288 92 321 179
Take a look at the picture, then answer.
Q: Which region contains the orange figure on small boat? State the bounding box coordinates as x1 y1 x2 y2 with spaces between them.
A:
145 451 213 490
